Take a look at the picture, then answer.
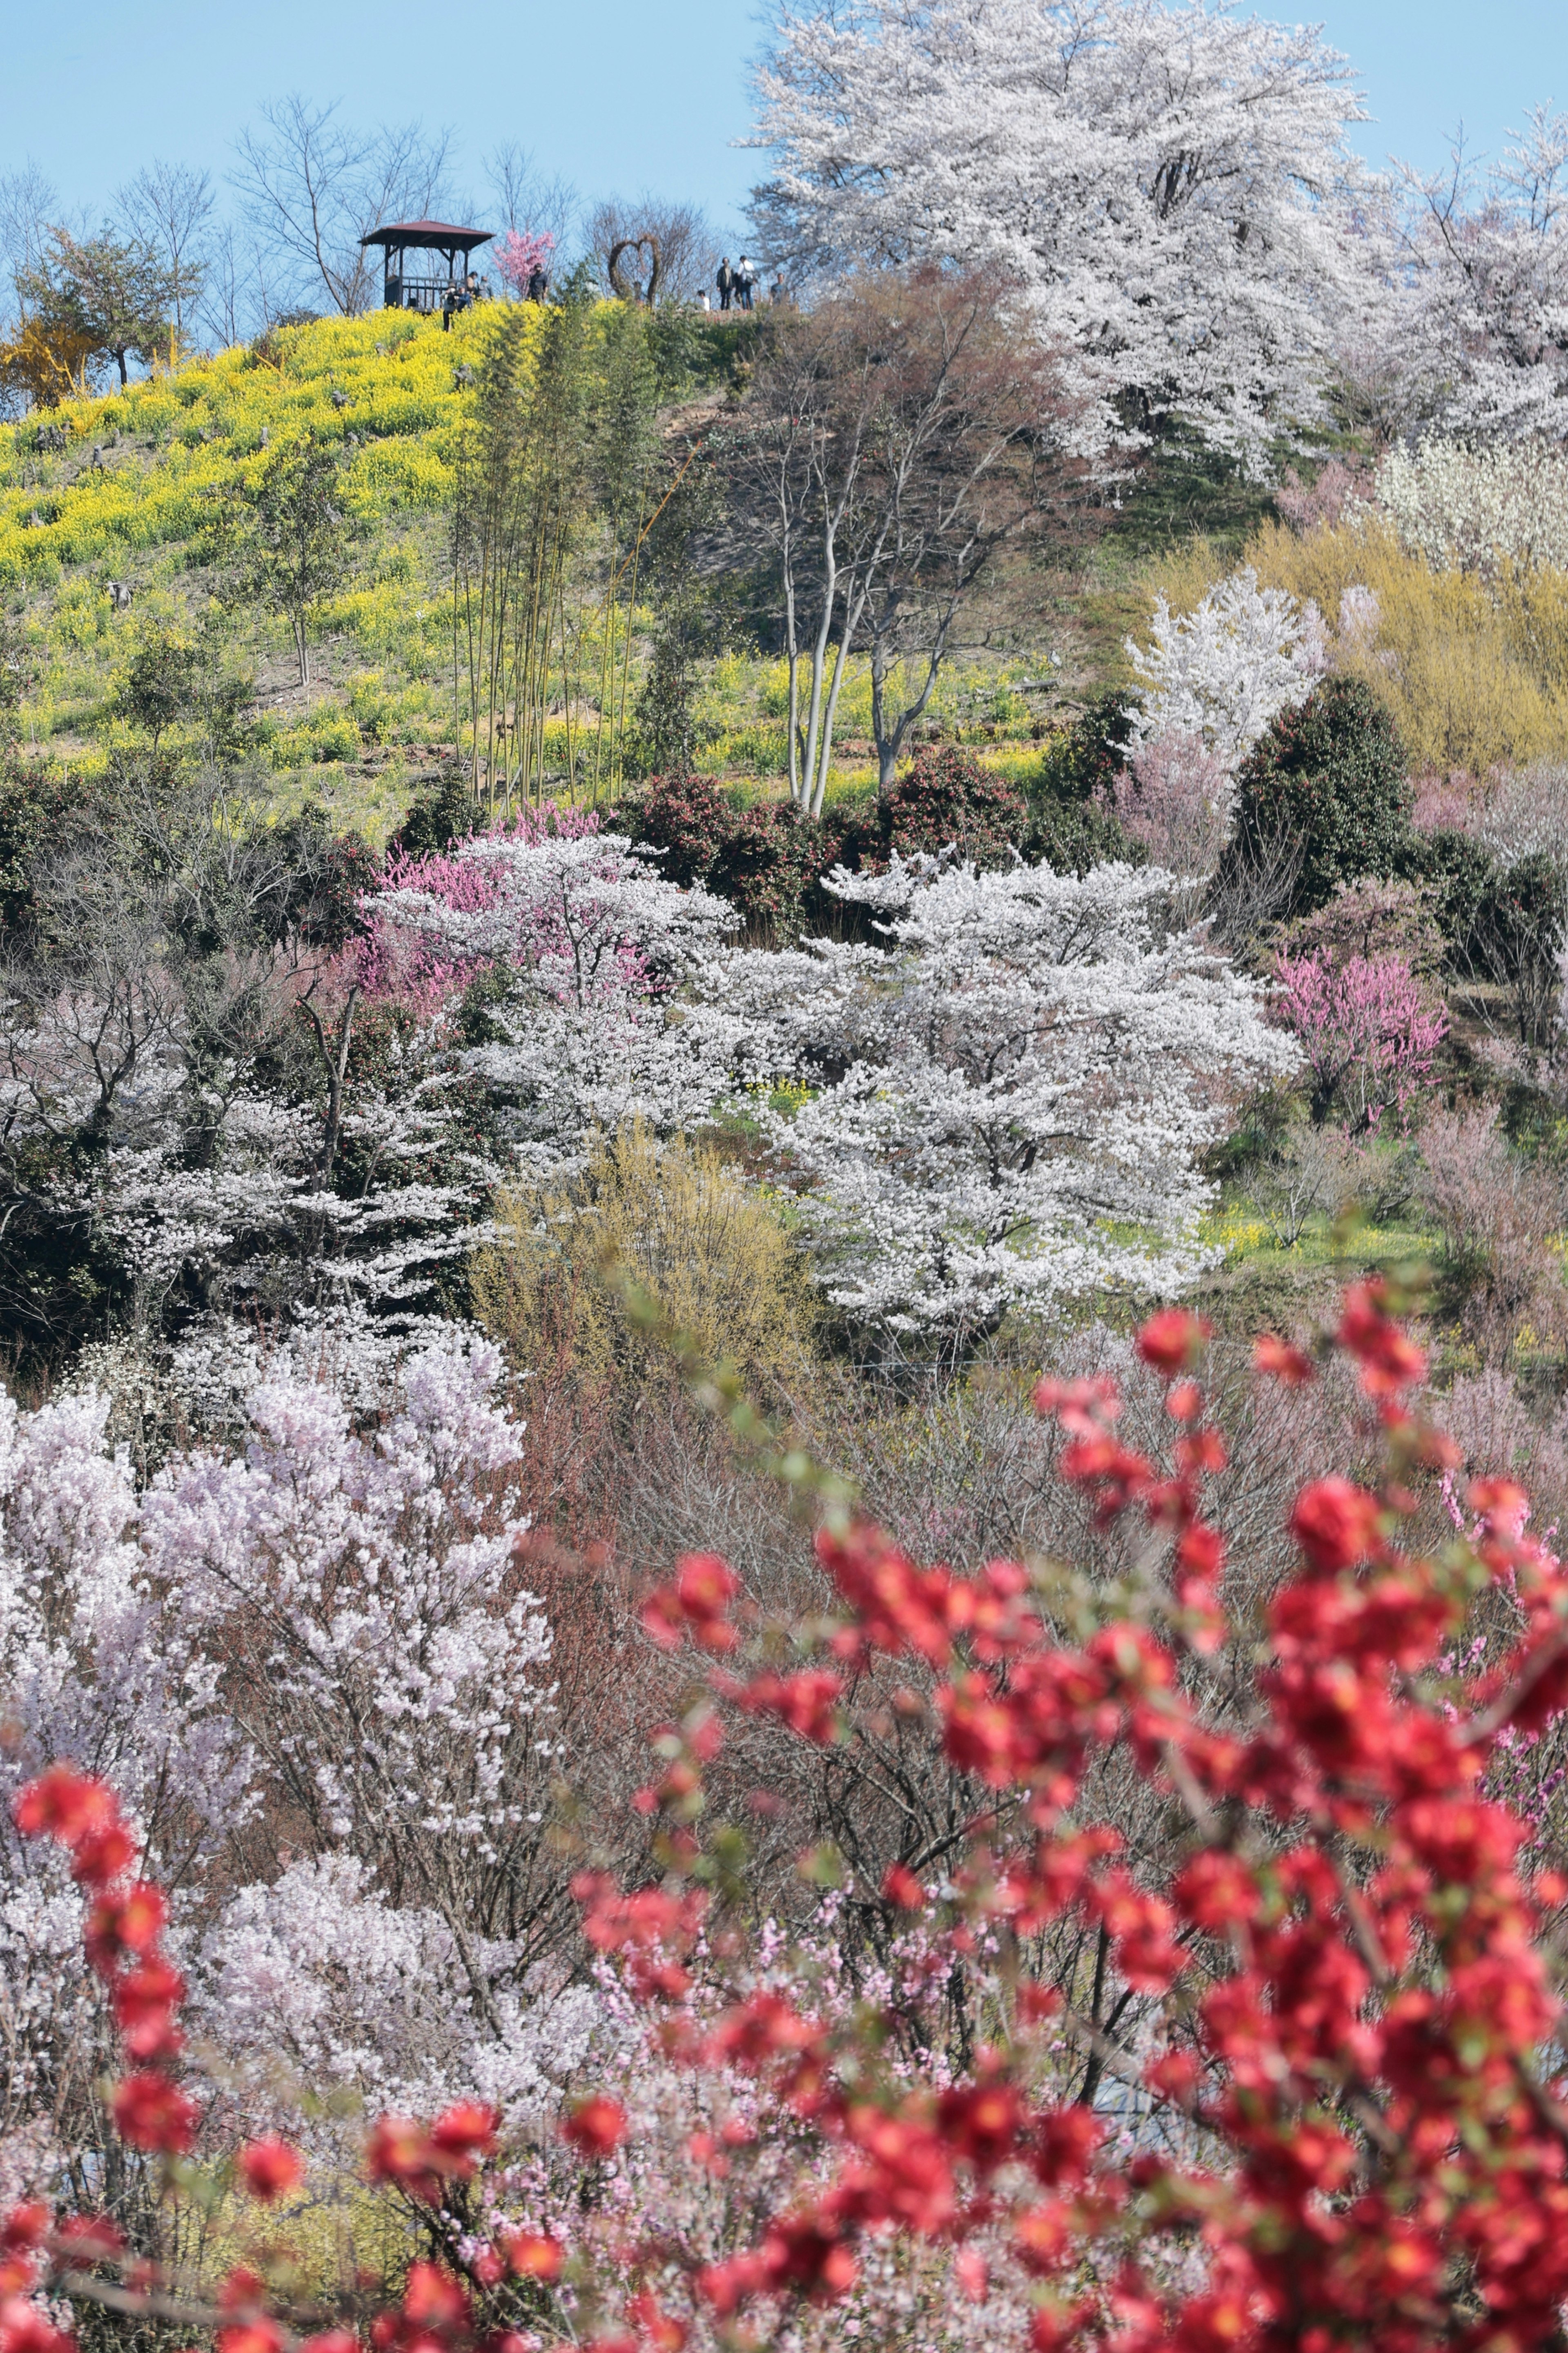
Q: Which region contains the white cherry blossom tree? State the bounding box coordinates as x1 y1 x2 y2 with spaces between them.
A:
735 853 1296 1343
751 0 1373 466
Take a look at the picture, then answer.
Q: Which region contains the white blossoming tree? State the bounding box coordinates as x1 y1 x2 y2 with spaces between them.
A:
370 825 746 1175
0 1332 594 2179
1125 568 1325 778
751 0 1373 467
734 854 1296 1344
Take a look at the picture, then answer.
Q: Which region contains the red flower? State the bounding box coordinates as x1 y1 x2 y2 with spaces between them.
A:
365 2116 441 2200
882 1862 926 1909
0 2296 75 2353
626 2293 688 2353
69 1821 138 1890
564 2096 627 2157
217 2325 284 2353
237 2139 305 2203
1254 1332 1315 1384
1135 1308 1212 1375
52 2216 123 2264
401 2263 470 2334
11 1766 116 1848
502 2232 562 2281
84 1884 168 1981
112 1959 186 2060
428 2101 497 2173
111 2070 196 2154
732 1668 843 1744
0 2212 46 2259
1339 1282 1427 1395
1289 1477 1384 1572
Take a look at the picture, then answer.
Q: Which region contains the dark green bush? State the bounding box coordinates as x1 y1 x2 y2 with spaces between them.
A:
1032 691 1136 805
1398 827 1497 967
826 746 1029 877
1472 852 1568 1046
0 760 91 937
395 772 478 858
1230 678 1410 914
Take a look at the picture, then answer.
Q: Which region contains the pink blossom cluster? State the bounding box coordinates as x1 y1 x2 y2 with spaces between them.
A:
1275 947 1448 1127
492 228 555 299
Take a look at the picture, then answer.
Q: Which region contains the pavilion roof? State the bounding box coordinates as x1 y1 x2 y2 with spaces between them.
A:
360 220 494 251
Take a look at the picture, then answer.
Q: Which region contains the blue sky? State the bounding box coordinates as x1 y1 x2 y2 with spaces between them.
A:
0 0 1563 245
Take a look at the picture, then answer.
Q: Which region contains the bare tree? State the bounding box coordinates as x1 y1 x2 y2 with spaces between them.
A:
115 160 214 347
485 139 577 250
200 221 260 349
0 160 60 331
588 193 716 303
728 267 1090 811
233 96 456 317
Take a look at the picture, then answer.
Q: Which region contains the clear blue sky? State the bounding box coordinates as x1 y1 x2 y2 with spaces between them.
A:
0 0 1564 243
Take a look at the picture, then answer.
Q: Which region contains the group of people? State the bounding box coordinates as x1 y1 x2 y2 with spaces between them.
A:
706 256 788 313
715 254 757 310
441 270 497 328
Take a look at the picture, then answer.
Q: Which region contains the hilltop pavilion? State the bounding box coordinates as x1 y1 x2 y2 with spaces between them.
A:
360 220 494 315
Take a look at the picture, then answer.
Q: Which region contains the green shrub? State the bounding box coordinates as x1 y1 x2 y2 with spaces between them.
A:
1031 691 1137 805
1399 827 1498 966
618 774 732 889
395 770 478 855
1026 795 1147 875
1230 677 1411 914
828 746 1029 875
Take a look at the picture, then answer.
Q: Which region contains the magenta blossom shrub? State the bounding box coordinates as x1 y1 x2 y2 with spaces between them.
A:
493 227 555 297
1276 946 1448 1126
353 804 608 1010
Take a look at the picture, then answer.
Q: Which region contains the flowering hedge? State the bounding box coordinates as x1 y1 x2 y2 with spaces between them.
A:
9 1280 1568 2351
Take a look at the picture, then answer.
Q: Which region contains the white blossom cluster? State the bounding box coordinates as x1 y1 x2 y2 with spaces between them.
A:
373 828 746 1177
1125 569 1325 779
1364 437 1568 576
0 1331 595 2155
372 827 1296 1340
751 0 1373 467
1380 109 1568 447
726 855 1296 1339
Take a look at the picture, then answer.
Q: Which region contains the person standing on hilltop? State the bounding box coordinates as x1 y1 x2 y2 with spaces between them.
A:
735 254 756 311
716 257 734 311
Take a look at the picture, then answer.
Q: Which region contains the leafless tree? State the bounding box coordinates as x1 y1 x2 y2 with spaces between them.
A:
587 193 716 303
114 160 214 346
727 267 1091 810
232 96 457 317
0 158 61 335
199 221 261 348
485 138 577 250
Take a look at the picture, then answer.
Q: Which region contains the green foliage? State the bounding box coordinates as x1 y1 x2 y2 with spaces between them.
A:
16 226 182 387
396 771 479 855
1231 676 1412 914
1472 852 1568 1046
221 437 365 686
825 745 1029 874
1401 826 1497 964
1027 793 1147 874
1031 690 1136 804
0 614 31 736
0 759 90 934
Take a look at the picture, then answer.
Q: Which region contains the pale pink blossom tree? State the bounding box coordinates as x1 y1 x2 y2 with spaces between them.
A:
1275 947 1448 1127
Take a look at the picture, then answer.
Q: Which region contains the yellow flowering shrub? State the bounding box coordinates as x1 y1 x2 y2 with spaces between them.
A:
0 308 510 589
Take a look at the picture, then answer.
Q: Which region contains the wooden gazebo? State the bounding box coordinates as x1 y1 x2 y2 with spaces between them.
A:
360 219 494 315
